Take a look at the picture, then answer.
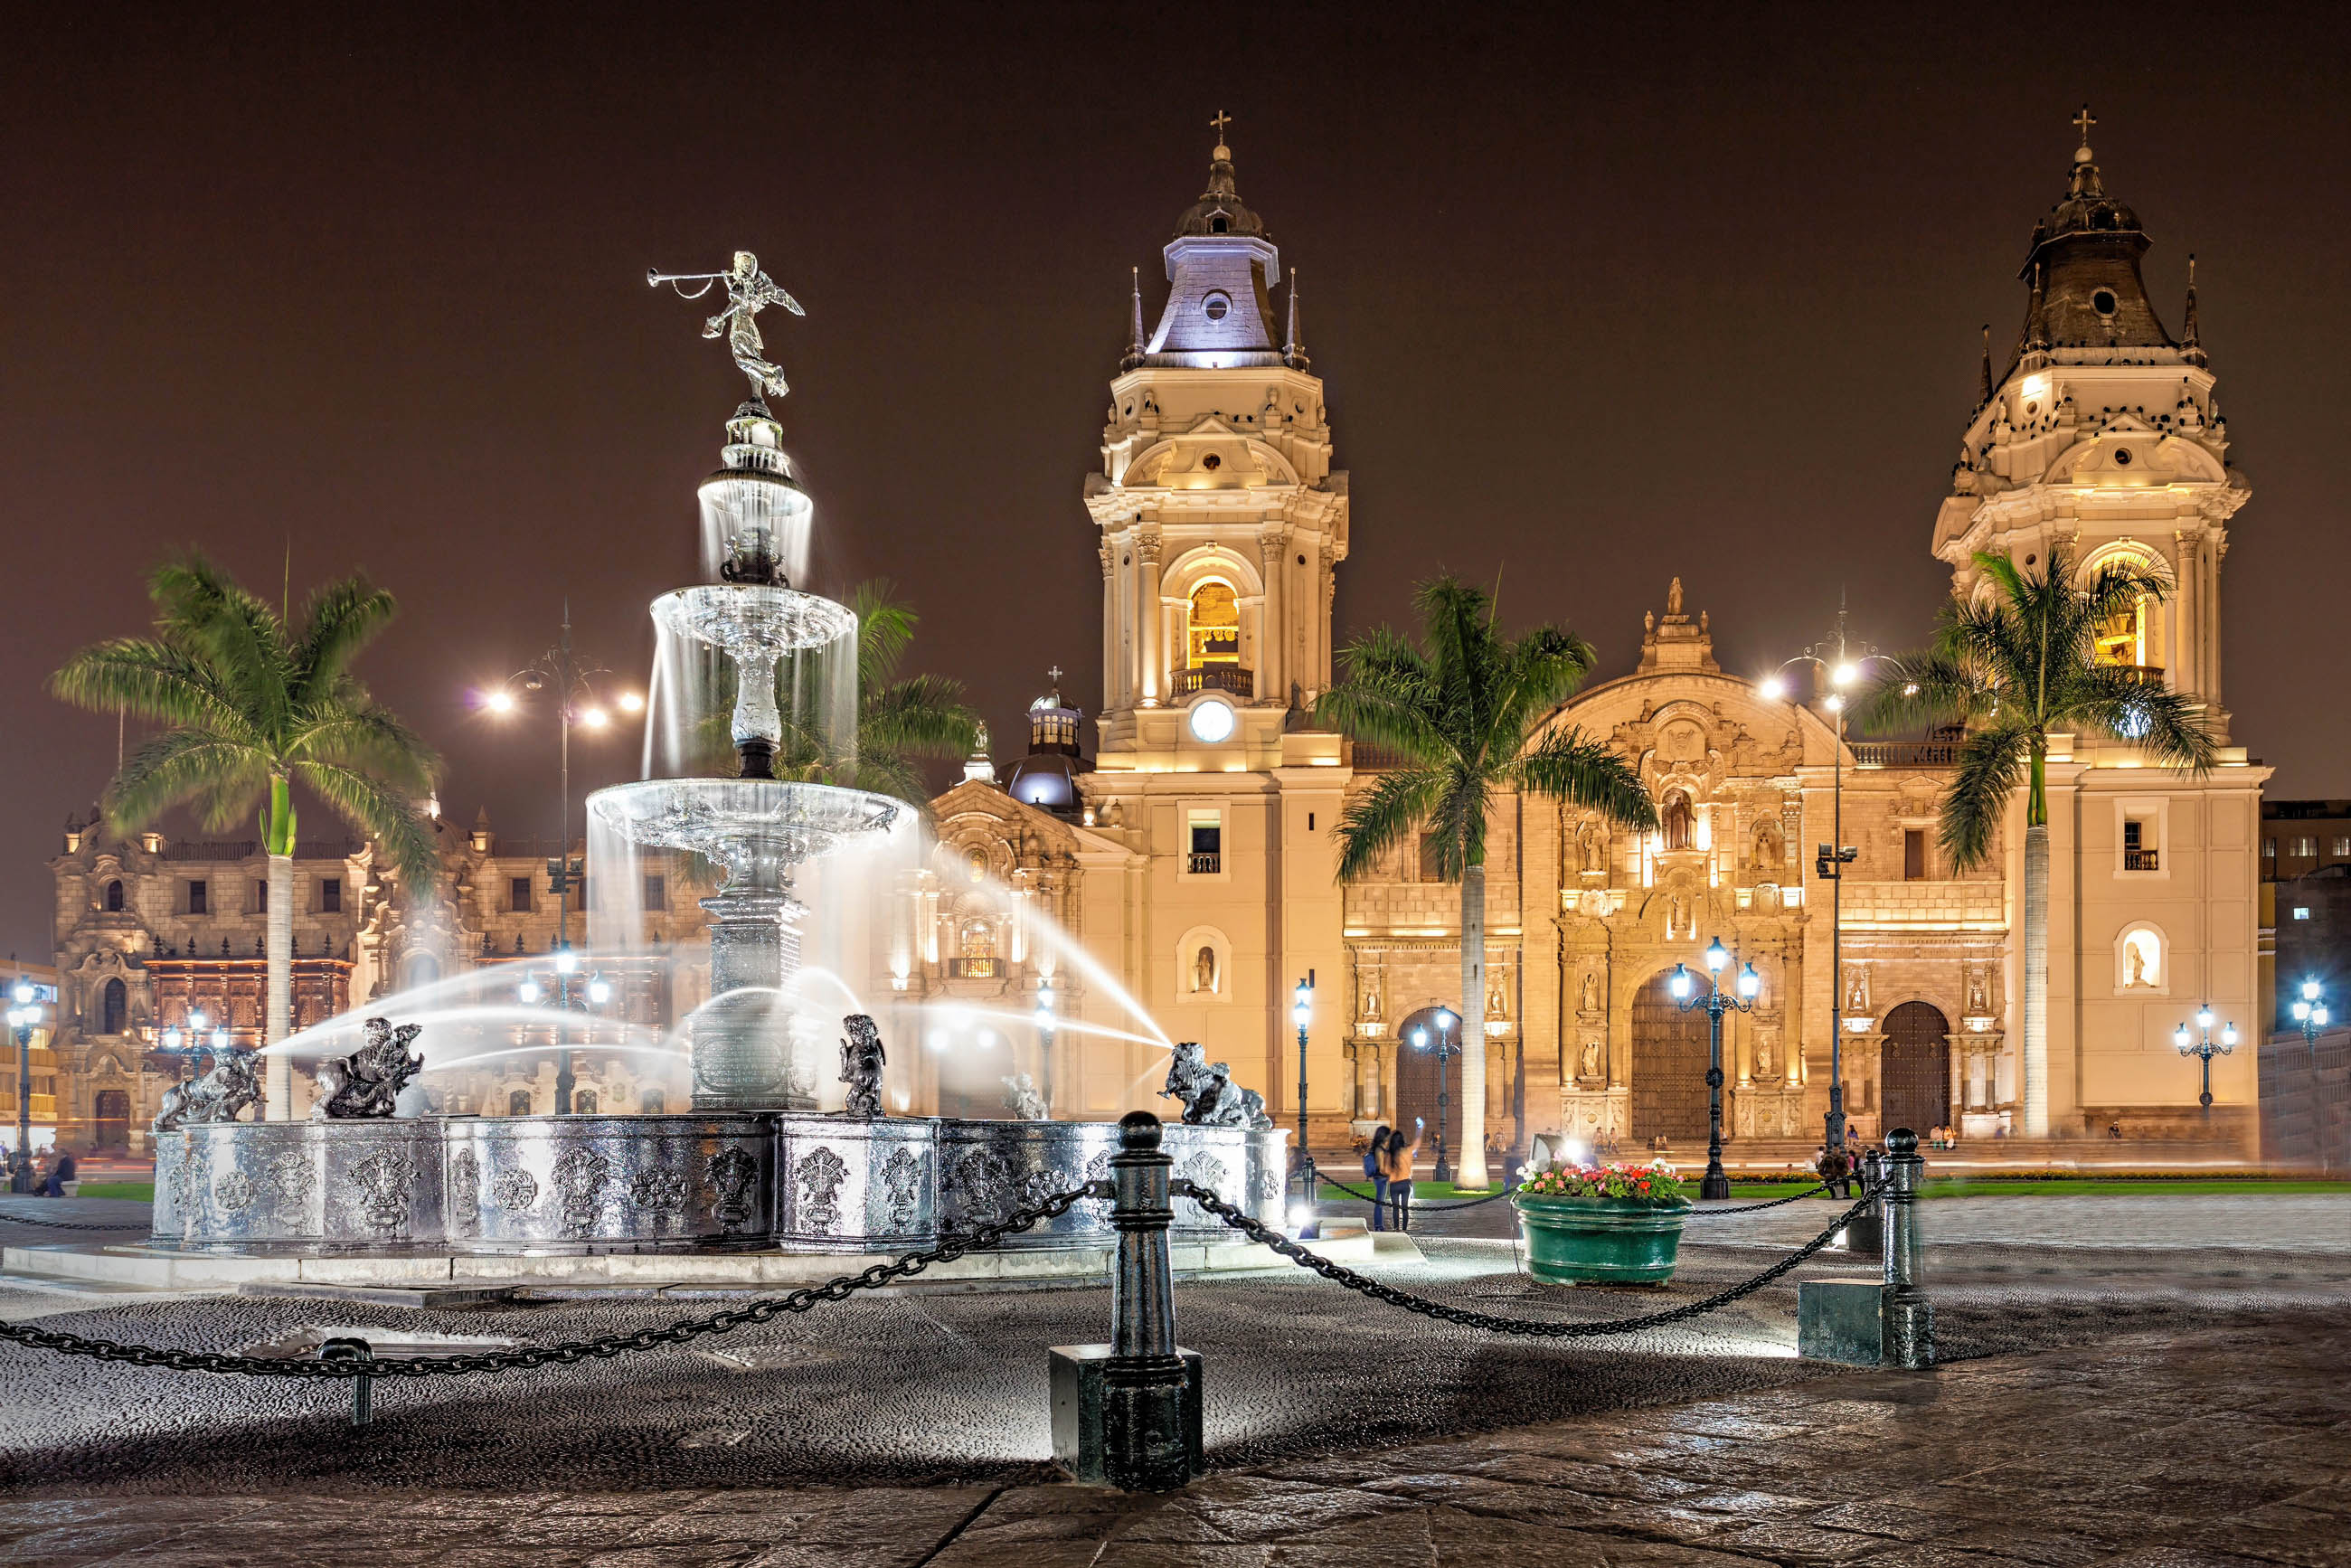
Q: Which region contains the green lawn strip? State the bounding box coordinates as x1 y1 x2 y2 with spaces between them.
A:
71 1182 155 1202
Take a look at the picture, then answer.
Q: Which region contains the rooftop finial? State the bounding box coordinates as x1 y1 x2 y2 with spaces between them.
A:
1210 109 1232 160
2072 104 2097 164
1979 324 1994 406
2183 252 2204 360
1122 265 1146 370
1282 268 1309 370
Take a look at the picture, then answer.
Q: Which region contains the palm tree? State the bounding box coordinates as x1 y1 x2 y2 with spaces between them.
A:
1317 576 1656 1185
694 580 979 809
52 555 442 1119
1861 545 2215 1138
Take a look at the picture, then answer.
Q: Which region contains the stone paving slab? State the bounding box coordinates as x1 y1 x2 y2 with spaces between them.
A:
3 1317 2346 1566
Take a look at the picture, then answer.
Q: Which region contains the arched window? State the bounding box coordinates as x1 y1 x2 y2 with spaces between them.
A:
639 1090 666 1116
1186 581 1240 668
104 880 125 912
572 1090 598 1114
2084 547 2167 677
506 1089 533 1116
101 978 127 1035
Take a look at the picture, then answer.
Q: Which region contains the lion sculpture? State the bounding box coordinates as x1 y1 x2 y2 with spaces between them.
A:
1158 1041 1271 1129
312 1017 426 1120
152 1047 262 1133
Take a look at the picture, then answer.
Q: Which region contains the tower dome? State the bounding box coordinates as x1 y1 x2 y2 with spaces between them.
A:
1143 113 1283 367
2011 108 2175 362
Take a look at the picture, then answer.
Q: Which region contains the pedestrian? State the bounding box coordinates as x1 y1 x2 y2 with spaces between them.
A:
1363 1126 1393 1231
1383 1117 1424 1233
31 1150 54 1198
42 1148 78 1199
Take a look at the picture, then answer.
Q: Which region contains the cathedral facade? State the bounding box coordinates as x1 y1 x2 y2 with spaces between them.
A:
902 118 2270 1162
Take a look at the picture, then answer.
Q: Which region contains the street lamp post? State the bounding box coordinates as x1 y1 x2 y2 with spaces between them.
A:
8 976 43 1193
1412 1007 1462 1184
515 958 616 1115
1291 978 1316 1207
1760 604 1890 1155
484 608 639 1115
2173 1006 2238 1121
2290 978 2333 1173
1668 938 1761 1201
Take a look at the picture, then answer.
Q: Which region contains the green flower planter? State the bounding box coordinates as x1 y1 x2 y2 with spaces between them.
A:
1512 1193 1691 1285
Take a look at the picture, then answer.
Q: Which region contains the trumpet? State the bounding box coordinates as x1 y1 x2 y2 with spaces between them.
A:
647 268 727 298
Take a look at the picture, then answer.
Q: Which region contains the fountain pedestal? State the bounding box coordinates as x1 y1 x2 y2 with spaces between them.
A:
694 889 809 1110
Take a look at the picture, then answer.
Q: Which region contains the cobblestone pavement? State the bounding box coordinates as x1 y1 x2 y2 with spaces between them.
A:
5 1193 2348 1563
1 1317 2343 1566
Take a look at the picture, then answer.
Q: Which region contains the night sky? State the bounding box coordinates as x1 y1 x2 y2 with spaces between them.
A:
6 4 2347 959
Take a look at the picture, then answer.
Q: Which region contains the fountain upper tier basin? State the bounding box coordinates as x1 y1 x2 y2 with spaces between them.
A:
588 778 901 886
652 583 856 657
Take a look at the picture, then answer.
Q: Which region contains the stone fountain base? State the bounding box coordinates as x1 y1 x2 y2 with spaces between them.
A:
146 1114 1289 1255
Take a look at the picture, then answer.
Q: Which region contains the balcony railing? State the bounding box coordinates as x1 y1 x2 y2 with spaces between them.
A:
1170 666 1253 700
947 957 1000 978
163 837 364 862
1852 741 1961 769
2124 848 2161 872
1187 852 1222 875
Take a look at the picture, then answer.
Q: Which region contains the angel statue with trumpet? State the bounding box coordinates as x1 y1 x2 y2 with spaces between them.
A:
648 250 804 401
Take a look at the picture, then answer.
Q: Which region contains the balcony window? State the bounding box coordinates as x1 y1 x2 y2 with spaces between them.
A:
510 876 533 912
644 874 666 912
1904 829 1926 881
187 880 208 917
2122 817 2159 873
2292 837 2318 859
321 878 342 914
2092 584 2164 681
254 878 268 913
1187 815 1223 876
1185 580 1241 668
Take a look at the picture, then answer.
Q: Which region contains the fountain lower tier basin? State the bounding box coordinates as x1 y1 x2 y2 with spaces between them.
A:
146 1115 1289 1254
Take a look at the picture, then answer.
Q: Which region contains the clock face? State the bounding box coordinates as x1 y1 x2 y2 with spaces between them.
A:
1188 698 1236 743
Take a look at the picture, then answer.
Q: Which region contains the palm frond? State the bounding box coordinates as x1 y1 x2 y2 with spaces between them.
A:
293 760 439 891
288 704 442 795
1317 627 1448 763
848 581 917 692
150 555 292 741
1332 768 1445 883
101 730 269 836
861 675 978 760
48 638 247 732
2063 668 2218 775
1940 723 2031 870
1511 729 1657 831
290 573 399 705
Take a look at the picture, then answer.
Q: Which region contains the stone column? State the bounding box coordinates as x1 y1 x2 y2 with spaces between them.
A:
1258 526 1287 704
1137 535 1164 706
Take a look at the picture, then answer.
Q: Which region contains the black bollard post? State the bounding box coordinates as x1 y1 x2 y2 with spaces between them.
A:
1048 1111 1204 1489
318 1337 374 1426
1880 1128 1934 1368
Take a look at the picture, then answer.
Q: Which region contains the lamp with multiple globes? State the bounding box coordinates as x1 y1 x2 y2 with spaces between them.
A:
1289 978 1317 1229
8 977 43 1185
1666 938 1761 1200
511 941 625 1113
2173 1004 2238 1119
2290 978 2335 1173
1756 604 1894 1155
1412 1006 1463 1184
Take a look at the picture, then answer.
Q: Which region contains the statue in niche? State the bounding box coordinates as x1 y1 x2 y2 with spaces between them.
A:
2123 935 2154 988
1846 971 1869 1014
1580 823 1607 874
1754 883 1783 913
1753 819 1783 869
1755 1036 1776 1080
1486 980 1507 1025
1661 790 1695 852
1579 1038 1603 1082
1580 970 1600 1016
1666 892 1689 939
1968 969 1990 1015
1361 985 1382 1025
1192 944 1219 995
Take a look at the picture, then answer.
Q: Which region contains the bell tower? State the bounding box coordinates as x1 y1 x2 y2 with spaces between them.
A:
1933 108 2246 737
1089 121 1348 766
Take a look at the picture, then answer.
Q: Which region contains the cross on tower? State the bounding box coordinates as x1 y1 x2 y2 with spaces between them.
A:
1210 109 1232 146
2072 105 2096 146
1047 666 1062 687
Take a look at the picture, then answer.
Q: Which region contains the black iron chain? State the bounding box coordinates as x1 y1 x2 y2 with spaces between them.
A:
0 1208 150 1233
0 1184 1105 1378
1176 1179 1879 1337
1312 1174 1516 1211
1315 1173 1842 1215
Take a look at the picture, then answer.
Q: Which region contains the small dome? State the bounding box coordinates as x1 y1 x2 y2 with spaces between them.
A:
1175 146 1267 239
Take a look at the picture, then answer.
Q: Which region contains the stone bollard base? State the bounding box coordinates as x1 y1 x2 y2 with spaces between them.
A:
1798 1278 1889 1365
1833 1210 1884 1256
1049 1344 1204 1487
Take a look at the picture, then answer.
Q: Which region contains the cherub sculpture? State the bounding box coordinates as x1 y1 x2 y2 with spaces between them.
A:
1000 1072 1048 1122
312 1017 426 1120
153 1047 261 1133
838 1014 886 1119
1158 1041 1272 1129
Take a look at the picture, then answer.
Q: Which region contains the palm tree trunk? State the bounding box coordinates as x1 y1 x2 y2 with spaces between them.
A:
264 776 295 1120
1458 862 1489 1187
2021 822 2049 1138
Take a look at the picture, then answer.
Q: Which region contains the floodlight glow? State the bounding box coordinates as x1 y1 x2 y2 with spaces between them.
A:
1758 675 1786 701
581 706 609 728
484 688 517 714
2304 978 2323 1001
2173 1025 2189 1050
587 974 612 1006
1704 939 1729 973
1823 693 1845 713
9 977 33 1006
616 691 645 713
1832 662 1858 688
1668 965 1694 1001
2222 1023 2238 1046
554 947 581 975
519 978 543 1005
1737 963 1761 999
2196 1006 2214 1030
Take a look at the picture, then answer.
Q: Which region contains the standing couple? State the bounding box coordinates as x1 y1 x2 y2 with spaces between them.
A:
1361 1118 1423 1233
